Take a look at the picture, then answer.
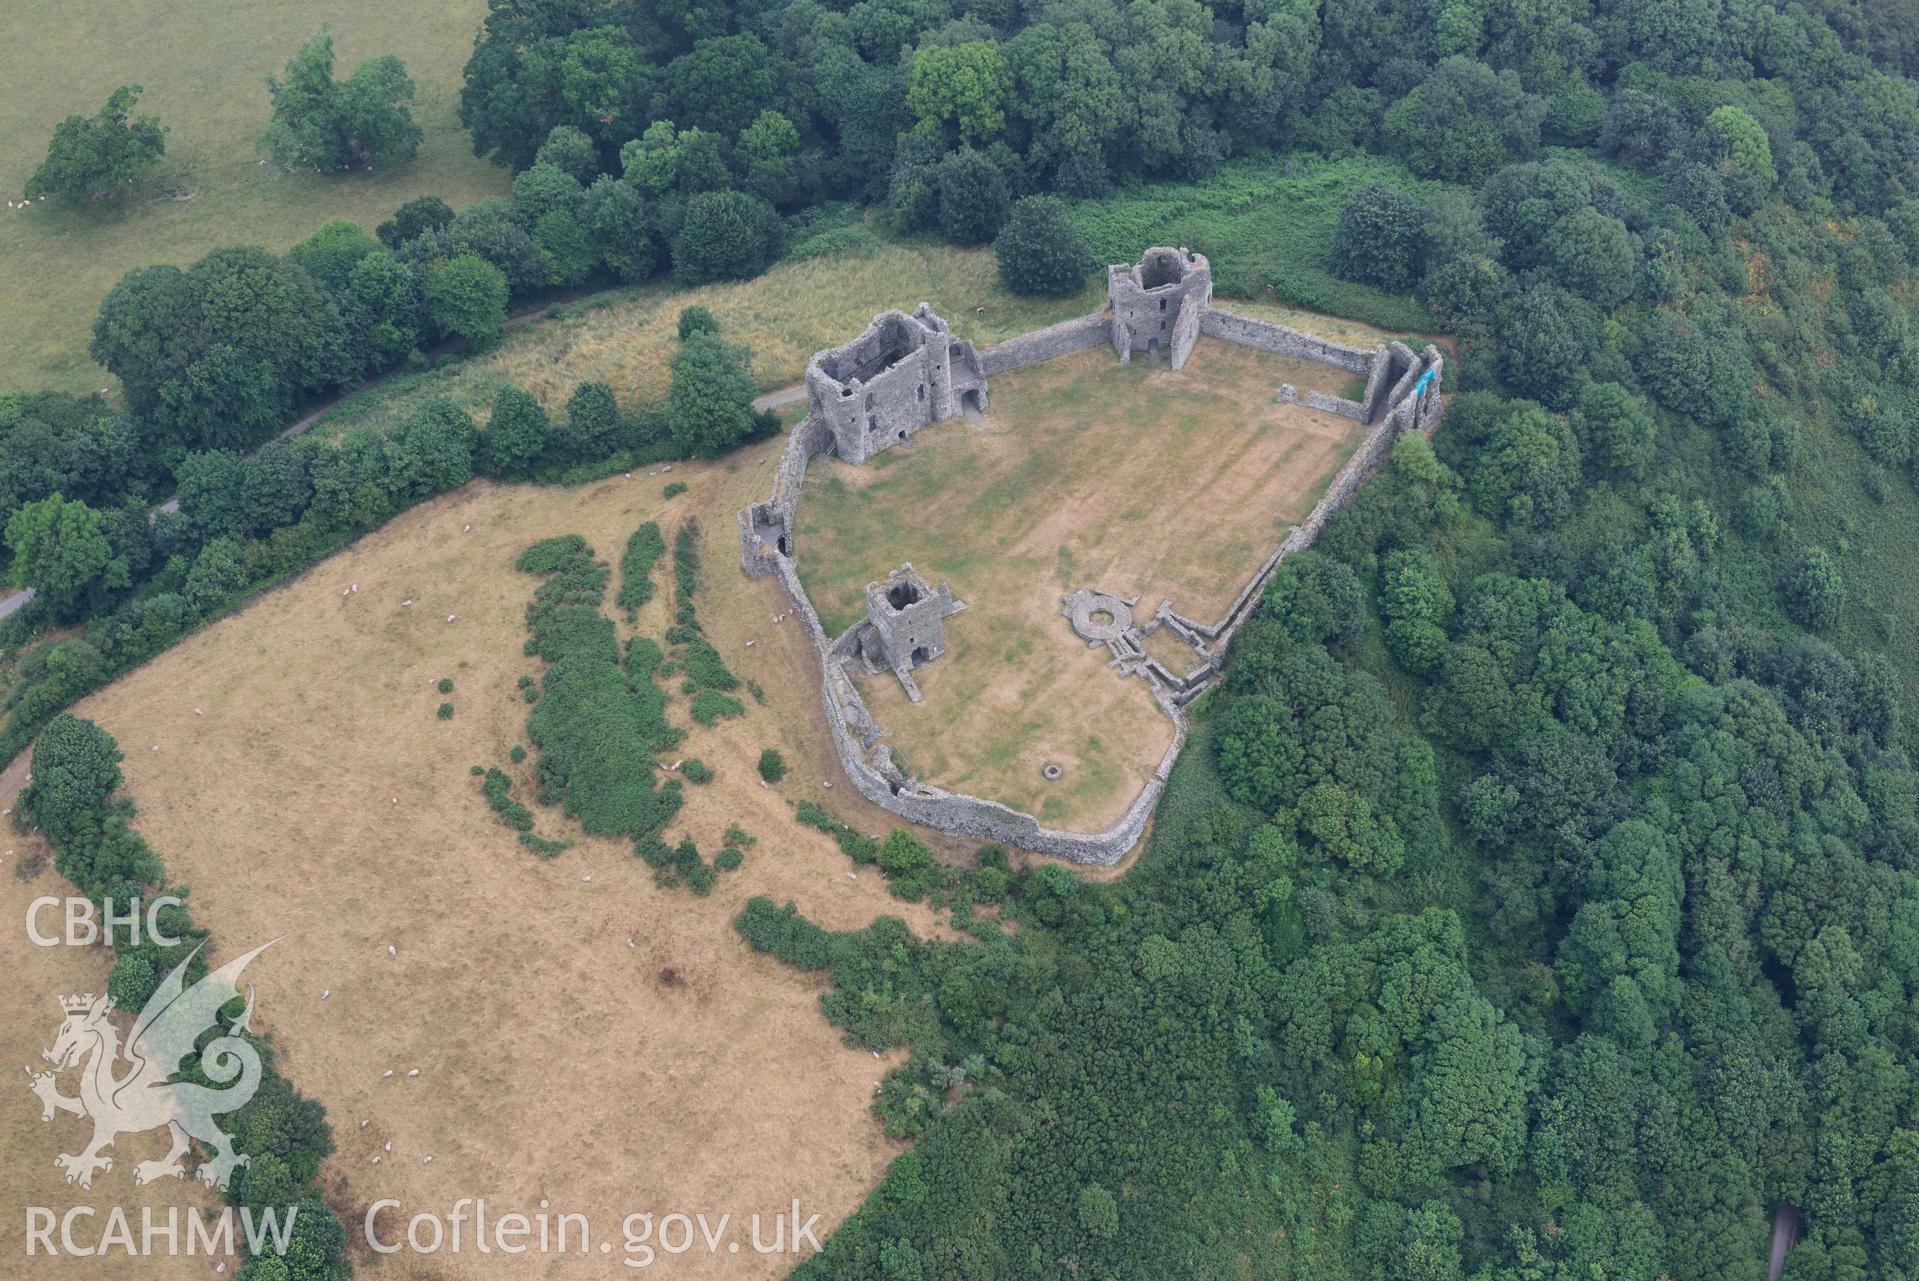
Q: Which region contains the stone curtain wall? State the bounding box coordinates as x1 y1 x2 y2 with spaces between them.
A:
978 313 1112 376
1196 342 1447 658
739 414 833 578
771 554 1187 862
1303 389 1369 421
1200 308 1375 372
736 294 1447 863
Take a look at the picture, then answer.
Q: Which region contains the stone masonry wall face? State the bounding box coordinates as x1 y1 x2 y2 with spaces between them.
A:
979 314 1112 375
1199 308 1375 372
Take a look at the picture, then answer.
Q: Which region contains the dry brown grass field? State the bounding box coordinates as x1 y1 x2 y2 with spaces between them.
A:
794 339 1366 828
56 440 975 1279
0 268 1398 1272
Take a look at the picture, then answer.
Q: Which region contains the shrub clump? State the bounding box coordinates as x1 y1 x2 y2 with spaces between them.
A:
516 534 683 838
690 690 745 725
734 897 832 969
481 768 534 831
758 748 787 782
616 521 666 618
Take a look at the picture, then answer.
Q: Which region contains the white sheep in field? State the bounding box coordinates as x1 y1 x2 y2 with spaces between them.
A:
446 614 457 623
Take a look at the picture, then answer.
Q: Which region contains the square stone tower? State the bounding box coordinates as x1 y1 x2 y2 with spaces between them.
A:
858 565 966 700
1107 247 1211 370
804 304 988 465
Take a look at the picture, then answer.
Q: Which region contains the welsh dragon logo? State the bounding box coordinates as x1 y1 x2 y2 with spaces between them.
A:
27 939 277 1190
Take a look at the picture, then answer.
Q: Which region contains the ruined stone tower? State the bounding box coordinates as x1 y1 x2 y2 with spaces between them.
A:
857 564 966 701
1107 247 1211 371
804 303 988 465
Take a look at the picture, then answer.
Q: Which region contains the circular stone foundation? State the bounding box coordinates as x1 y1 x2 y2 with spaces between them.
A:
1060 588 1134 643
1042 763 1064 781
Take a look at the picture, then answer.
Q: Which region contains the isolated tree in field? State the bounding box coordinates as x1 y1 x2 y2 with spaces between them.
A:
481 386 548 476
666 331 758 458
757 748 787 782
4 493 118 619
672 190 783 283
262 30 422 172
27 86 167 205
994 197 1092 297
677 306 719 341
1331 184 1429 293
423 254 508 348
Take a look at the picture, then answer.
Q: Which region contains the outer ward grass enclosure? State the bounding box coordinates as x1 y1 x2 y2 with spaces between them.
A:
796 341 1367 827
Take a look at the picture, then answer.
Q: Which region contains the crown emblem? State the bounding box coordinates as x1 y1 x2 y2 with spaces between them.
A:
58 994 99 1014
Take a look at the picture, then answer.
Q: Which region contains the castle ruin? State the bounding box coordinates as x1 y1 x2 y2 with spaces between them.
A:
851 564 966 702
736 249 1448 863
1108 247 1212 370
804 303 988 466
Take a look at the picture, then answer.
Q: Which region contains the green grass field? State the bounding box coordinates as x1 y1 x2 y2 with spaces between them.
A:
1068 154 1452 332
0 0 506 393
